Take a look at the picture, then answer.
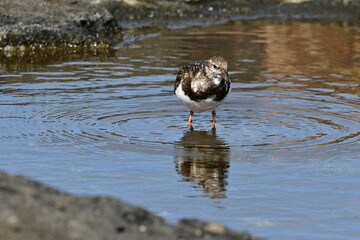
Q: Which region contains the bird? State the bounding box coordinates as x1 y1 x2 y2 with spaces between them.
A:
174 56 231 129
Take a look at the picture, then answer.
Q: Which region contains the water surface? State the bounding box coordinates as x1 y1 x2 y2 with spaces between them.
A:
1 21 360 239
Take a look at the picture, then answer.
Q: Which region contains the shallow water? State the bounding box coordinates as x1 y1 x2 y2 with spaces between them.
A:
1 21 360 239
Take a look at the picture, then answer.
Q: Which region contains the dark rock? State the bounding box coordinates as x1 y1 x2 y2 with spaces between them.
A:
0 171 261 240
0 0 121 50
2 0 360 52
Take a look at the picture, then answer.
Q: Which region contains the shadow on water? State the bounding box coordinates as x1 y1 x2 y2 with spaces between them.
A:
174 129 230 199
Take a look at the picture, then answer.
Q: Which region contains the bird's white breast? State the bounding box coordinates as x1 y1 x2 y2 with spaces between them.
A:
175 84 227 113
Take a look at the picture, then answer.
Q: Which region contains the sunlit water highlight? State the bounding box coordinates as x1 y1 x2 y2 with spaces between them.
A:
1 21 360 239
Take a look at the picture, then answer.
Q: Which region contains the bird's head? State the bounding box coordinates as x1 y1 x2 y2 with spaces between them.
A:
205 56 229 81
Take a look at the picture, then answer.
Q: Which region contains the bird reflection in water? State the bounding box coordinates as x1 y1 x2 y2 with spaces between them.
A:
174 129 230 199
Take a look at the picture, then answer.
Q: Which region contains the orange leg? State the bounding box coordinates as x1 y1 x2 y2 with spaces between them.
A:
211 110 216 129
187 110 194 127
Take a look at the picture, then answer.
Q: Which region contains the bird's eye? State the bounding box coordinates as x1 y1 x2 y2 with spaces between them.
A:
213 64 218 69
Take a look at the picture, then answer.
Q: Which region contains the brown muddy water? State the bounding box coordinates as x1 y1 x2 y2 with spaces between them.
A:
1 21 360 239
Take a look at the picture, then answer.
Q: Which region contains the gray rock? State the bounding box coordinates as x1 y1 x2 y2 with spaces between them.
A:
0 171 261 240
1 0 360 50
0 0 121 49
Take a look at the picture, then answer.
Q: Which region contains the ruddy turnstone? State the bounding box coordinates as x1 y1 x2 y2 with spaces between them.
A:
174 56 231 129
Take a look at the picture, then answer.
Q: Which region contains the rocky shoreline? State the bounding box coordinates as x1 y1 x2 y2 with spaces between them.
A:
1 0 360 55
0 171 260 240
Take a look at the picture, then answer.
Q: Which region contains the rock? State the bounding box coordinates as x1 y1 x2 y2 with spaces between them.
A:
0 0 121 50
0 171 261 240
1 0 360 52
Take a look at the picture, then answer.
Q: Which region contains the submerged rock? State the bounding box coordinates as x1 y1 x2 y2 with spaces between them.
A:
0 171 260 240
